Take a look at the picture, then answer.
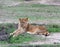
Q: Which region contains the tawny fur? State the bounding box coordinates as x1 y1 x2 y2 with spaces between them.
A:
26 23 49 36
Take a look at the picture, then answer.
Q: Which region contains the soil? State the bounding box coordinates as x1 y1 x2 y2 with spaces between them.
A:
25 33 60 45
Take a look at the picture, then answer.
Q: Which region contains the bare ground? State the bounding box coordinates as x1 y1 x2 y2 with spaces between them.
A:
24 33 60 45
1 0 60 7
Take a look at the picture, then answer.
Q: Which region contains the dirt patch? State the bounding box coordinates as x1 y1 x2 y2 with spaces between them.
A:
25 33 60 45
1 0 60 7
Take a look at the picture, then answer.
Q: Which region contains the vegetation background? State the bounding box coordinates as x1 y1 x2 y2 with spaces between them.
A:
0 0 60 47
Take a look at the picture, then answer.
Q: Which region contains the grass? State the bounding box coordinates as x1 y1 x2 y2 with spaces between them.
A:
1 3 60 22
0 2 60 46
34 44 60 47
1 44 60 47
0 23 34 43
8 44 60 47
8 33 33 43
0 23 60 44
47 24 60 32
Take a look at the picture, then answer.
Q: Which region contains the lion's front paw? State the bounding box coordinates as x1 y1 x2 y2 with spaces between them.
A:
10 33 13 36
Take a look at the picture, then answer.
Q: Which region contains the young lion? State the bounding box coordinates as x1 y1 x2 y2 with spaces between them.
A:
10 18 50 37
19 18 50 36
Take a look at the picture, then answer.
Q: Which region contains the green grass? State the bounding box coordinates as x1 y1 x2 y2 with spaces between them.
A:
47 24 60 32
1 44 60 47
34 44 60 47
0 23 60 44
8 33 33 43
1 4 60 22
8 44 60 47
0 23 34 43
0 23 60 47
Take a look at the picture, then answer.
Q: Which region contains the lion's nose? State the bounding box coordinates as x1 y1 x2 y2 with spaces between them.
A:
45 33 50 36
45 34 48 36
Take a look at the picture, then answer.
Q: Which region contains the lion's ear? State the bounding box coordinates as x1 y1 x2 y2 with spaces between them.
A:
25 18 28 21
19 18 21 21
